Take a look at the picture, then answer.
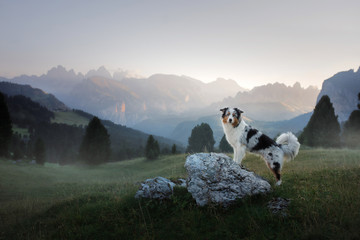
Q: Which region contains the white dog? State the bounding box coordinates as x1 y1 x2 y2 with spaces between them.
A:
220 107 300 185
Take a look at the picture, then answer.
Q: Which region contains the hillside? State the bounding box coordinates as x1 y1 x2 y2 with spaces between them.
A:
0 81 68 111
5 94 55 127
2 84 184 163
317 67 360 122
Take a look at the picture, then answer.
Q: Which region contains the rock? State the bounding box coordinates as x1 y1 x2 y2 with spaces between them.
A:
171 178 187 188
135 177 186 200
267 197 290 217
185 153 271 207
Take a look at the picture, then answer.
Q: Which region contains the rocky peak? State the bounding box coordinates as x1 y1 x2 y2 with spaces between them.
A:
85 66 112 79
46 65 84 81
317 67 360 122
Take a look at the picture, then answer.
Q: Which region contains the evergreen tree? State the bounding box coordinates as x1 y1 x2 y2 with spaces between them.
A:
34 138 46 165
79 117 111 165
299 95 340 147
145 135 160 160
342 92 360 148
0 92 12 157
171 144 177 154
187 123 215 153
219 134 233 153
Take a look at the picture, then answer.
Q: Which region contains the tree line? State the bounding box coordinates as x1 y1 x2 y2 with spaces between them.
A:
299 93 360 148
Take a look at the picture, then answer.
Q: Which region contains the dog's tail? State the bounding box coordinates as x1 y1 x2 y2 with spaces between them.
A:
276 132 300 162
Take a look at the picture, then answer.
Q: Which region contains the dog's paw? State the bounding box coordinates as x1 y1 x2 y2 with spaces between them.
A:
275 180 282 186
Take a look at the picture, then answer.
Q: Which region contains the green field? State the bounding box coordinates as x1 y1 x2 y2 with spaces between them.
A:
1 149 360 239
51 111 90 126
12 125 29 137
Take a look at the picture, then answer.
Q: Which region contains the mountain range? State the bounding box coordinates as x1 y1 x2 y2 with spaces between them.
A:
1 65 318 125
207 82 319 121
2 65 360 147
1 66 246 126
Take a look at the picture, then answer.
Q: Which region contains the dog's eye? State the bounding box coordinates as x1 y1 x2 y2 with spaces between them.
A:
226 112 230 116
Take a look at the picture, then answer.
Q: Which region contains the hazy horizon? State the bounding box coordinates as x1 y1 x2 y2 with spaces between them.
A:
1 64 325 90
1 0 359 89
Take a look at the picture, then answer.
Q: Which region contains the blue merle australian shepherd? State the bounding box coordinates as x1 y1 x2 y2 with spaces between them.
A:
220 107 300 186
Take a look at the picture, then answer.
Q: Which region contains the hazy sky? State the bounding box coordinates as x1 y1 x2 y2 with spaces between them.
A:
1 0 359 89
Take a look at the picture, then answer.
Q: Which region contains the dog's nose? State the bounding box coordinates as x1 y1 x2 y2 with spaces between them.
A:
229 119 232 123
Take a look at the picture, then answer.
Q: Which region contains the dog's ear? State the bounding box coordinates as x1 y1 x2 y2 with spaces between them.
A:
220 107 228 118
220 107 228 113
234 108 244 119
220 107 229 114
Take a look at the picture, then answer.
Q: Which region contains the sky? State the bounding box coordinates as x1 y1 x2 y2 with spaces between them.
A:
0 0 359 89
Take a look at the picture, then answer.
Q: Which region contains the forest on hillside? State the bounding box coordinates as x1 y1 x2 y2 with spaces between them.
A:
1 93 179 164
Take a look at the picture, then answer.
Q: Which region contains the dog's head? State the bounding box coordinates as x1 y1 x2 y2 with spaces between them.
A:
220 107 243 127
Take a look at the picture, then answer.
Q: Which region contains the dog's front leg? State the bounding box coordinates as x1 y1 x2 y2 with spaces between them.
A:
234 145 246 165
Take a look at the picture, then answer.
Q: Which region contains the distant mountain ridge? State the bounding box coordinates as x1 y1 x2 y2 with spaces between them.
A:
207 82 319 121
2 65 246 125
317 67 360 122
3 65 359 151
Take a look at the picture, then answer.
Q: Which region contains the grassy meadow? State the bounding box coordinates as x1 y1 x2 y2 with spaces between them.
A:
51 111 90 126
1 148 360 239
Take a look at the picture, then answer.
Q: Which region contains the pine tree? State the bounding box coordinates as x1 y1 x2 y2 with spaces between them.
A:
79 117 111 165
342 92 360 148
171 144 177 154
34 138 46 165
219 134 233 153
145 135 160 160
0 92 12 157
187 123 215 153
299 95 340 147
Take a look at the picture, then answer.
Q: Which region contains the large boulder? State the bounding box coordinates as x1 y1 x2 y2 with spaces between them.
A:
185 153 271 206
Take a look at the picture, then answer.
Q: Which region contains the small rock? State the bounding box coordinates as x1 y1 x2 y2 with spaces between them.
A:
135 177 185 200
185 153 271 207
267 197 290 217
178 179 187 187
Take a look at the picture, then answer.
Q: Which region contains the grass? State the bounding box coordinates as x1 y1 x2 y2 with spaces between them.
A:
12 125 29 137
51 111 90 126
1 149 360 239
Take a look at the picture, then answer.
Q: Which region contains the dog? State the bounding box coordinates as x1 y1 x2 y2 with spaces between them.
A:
220 107 300 185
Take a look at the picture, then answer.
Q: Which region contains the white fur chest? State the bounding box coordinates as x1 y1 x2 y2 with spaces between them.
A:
222 120 247 147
